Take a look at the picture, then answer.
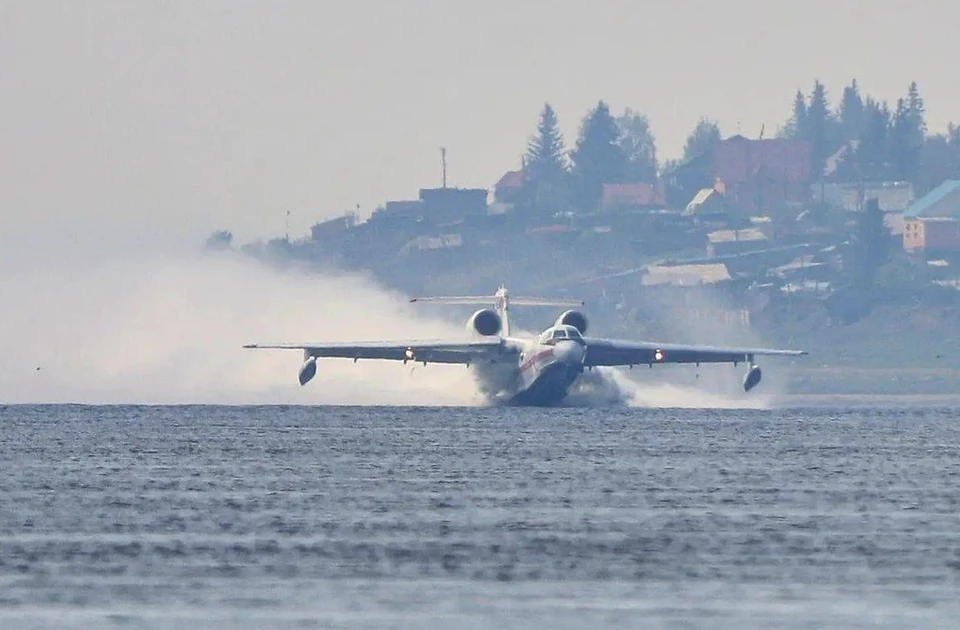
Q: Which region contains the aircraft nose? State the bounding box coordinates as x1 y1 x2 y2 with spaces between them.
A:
554 339 584 366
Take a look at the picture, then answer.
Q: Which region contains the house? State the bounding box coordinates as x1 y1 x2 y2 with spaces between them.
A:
418 187 489 222
670 135 813 218
381 200 423 217
309 213 356 243
684 185 728 227
707 227 769 258
642 263 731 287
399 233 463 255
812 181 915 214
812 181 914 235
601 182 665 211
494 169 525 205
902 180 960 253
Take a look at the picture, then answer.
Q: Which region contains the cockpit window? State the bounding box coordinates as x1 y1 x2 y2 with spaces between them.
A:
567 327 582 340
552 329 567 340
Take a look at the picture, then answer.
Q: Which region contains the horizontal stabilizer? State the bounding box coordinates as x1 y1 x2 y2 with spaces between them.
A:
409 296 583 307
509 297 584 307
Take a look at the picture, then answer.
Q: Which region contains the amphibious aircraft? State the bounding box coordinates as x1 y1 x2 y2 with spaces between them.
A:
243 285 806 406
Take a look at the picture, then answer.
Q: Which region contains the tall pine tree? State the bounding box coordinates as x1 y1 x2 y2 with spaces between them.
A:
838 79 864 143
570 101 627 210
855 98 892 181
887 83 927 183
781 90 808 139
851 198 890 287
889 97 917 181
525 103 568 181
906 81 927 141
523 103 571 213
806 80 837 177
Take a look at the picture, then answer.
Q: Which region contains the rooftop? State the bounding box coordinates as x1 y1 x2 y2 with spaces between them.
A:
601 182 664 207
642 263 731 287
903 180 960 218
707 227 768 244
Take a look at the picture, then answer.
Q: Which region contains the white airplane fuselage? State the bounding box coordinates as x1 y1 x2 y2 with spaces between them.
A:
470 326 587 406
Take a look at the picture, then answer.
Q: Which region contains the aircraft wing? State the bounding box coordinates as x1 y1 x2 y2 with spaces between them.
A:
243 338 513 365
582 337 806 367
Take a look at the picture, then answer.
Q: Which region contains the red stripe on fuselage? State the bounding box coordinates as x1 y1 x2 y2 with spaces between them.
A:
520 349 553 374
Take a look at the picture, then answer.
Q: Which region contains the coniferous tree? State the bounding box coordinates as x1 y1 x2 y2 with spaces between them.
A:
570 101 627 210
615 108 658 183
889 97 918 181
886 83 928 183
917 125 960 194
806 80 838 177
838 79 864 143
906 81 927 141
525 103 568 182
682 118 722 161
851 198 890 287
855 98 892 181
949 123 960 147
523 103 571 212
781 90 808 139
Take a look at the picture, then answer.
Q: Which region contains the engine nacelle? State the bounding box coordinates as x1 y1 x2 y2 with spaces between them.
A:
555 310 588 335
298 356 318 386
743 364 762 392
467 308 502 336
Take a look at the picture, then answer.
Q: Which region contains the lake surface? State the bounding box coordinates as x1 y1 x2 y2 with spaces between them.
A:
2 404 959 629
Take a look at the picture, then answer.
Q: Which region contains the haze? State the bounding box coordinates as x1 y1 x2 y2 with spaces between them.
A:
2 1 957 254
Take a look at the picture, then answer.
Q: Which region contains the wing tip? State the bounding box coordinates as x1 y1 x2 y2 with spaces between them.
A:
242 343 258 349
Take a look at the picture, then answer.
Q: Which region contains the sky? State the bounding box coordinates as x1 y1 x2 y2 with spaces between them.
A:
2 0 958 253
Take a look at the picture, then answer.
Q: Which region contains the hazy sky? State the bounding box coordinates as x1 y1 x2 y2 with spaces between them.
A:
2 1 957 251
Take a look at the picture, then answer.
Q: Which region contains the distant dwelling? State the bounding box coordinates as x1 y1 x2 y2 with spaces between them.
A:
309 212 357 242
374 187 488 227
684 183 729 227
812 181 914 235
706 227 769 258
670 135 813 218
601 182 665 211
399 233 463 256
494 169 525 205
642 262 731 287
902 180 960 254
380 200 423 219
812 181 915 214
419 187 488 223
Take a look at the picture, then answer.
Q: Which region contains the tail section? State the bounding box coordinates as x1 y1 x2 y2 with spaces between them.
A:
409 284 583 337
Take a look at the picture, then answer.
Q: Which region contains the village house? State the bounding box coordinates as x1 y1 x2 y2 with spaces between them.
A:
903 180 960 255
493 169 525 206
706 227 770 258
670 135 813 220
600 182 665 211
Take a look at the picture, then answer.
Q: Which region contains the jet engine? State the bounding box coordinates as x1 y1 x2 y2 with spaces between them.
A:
467 308 502 336
555 310 588 335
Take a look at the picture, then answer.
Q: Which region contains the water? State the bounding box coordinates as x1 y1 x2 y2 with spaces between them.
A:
1 404 959 629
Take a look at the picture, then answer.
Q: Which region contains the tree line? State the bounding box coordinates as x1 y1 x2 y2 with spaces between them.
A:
520 80 960 214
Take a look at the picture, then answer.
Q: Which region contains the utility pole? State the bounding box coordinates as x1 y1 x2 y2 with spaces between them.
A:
440 147 447 188
285 210 291 241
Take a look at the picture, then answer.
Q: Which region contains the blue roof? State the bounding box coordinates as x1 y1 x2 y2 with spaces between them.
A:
903 180 960 218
